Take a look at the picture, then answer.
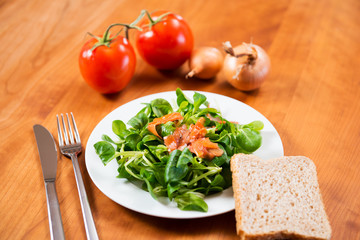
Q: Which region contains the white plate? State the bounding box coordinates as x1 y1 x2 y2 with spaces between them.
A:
85 90 284 219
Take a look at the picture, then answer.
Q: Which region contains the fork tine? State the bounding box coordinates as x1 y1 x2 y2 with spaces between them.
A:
71 112 81 143
66 113 75 144
56 114 64 147
61 113 69 145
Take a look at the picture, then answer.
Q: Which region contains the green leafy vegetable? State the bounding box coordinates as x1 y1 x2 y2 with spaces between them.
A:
175 192 208 212
165 148 192 183
112 120 128 138
193 92 207 114
151 98 173 117
94 141 115 165
160 121 176 137
93 88 263 212
127 112 148 129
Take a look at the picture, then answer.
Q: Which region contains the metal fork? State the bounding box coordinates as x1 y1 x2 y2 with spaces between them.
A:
57 113 99 240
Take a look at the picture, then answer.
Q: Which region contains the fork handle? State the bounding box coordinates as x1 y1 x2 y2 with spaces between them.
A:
71 154 99 240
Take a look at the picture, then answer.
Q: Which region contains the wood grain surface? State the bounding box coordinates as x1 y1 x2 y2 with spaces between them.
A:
1 0 359 239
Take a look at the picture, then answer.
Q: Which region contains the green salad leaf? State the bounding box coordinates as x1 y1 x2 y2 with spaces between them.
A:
151 98 173 117
94 88 263 212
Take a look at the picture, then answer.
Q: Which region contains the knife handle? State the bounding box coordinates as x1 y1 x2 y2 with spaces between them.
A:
45 181 65 240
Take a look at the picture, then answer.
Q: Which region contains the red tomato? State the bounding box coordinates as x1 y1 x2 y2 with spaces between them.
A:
135 11 194 70
79 35 136 94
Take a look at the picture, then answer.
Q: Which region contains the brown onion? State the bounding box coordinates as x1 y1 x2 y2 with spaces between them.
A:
186 47 223 79
222 41 270 91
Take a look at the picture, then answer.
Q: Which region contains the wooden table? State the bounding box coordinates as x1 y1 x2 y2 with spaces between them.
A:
1 0 359 239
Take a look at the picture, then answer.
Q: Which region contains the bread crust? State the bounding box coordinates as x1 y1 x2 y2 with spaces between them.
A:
230 154 331 240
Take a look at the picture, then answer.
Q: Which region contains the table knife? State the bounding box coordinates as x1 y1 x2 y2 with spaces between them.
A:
33 124 65 240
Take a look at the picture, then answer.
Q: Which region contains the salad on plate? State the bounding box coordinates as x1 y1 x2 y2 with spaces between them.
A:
93 88 263 212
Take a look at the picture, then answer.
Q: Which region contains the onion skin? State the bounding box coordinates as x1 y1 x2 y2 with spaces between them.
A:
186 47 223 79
223 42 270 91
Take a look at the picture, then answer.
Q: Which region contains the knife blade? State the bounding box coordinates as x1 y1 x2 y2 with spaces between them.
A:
33 124 65 240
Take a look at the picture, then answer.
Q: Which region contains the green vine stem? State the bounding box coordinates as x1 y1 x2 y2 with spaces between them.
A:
144 10 170 28
88 10 146 51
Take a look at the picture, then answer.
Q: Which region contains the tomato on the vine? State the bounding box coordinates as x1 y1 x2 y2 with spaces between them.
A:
135 11 194 70
79 24 138 94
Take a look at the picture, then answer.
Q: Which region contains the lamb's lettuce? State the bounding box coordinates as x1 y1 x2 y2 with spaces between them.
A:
93 88 263 212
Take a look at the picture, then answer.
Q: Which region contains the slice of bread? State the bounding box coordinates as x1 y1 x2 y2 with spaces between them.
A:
230 154 331 240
